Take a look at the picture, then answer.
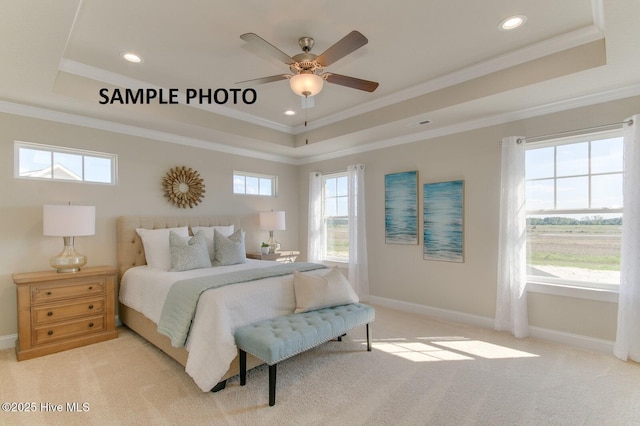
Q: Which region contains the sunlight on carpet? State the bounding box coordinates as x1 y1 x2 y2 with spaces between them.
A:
371 336 539 362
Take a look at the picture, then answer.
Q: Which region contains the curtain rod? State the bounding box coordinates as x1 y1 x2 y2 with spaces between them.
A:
516 119 633 144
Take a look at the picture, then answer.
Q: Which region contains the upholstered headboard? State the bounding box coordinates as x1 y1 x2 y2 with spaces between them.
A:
116 215 244 279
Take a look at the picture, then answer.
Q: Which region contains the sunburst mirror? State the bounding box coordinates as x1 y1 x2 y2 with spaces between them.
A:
162 166 205 208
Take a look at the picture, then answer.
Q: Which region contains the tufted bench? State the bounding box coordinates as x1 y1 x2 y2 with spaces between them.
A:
234 303 375 406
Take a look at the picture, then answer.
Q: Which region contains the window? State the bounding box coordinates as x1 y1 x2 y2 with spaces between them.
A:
525 130 623 289
15 141 117 184
233 171 276 196
323 172 349 262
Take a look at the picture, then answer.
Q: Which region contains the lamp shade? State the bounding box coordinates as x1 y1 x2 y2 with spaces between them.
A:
289 73 324 97
43 205 95 237
259 211 286 231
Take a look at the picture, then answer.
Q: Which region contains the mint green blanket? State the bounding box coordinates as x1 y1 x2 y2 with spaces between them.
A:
157 262 327 347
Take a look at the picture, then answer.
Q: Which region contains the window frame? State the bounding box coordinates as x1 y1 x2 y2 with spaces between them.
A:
524 129 623 292
322 171 349 263
232 171 277 197
14 141 118 185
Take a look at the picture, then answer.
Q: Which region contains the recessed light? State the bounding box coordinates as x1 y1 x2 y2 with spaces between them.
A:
121 52 143 63
284 110 296 116
499 15 527 31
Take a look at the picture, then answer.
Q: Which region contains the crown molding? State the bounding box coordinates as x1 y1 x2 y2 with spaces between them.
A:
294 25 605 134
0 100 298 165
58 59 295 135
3 82 638 167
58 22 604 140
296 83 640 164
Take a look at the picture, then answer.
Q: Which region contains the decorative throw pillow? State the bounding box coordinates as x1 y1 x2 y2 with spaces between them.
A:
213 228 247 266
169 230 212 272
293 266 359 313
136 226 189 270
191 225 235 262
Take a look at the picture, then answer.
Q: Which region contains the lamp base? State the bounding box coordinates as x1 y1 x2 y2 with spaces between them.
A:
50 237 87 273
266 232 280 254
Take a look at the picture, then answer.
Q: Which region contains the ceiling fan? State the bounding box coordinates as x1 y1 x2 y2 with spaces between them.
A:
237 31 379 98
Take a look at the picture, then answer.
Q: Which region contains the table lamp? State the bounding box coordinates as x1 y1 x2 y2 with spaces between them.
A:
259 210 285 253
43 204 95 273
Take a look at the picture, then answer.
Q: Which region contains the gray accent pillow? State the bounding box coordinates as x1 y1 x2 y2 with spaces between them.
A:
191 225 235 263
169 230 212 272
213 228 247 266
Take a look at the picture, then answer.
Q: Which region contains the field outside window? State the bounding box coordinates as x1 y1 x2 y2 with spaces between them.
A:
323 173 349 262
525 132 623 289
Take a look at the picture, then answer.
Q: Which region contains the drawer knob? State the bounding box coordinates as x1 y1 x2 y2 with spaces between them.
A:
88 304 94 310
46 291 52 296
88 322 94 328
47 330 53 336
88 286 93 290
47 311 53 316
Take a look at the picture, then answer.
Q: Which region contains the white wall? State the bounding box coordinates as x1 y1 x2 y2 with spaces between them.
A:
0 113 299 336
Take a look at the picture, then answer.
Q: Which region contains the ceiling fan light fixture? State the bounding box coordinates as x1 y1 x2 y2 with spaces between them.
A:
289 73 324 97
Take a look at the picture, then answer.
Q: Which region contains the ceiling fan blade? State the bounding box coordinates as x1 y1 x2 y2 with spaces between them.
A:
316 31 368 66
236 74 290 86
240 33 295 65
325 73 379 92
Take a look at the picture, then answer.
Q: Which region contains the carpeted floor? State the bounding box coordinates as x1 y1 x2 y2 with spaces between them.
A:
1 304 639 425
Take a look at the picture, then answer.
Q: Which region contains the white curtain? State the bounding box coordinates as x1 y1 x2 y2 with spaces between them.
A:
307 172 324 263
495 136 529 338
614 114 640 362
347 164 370 300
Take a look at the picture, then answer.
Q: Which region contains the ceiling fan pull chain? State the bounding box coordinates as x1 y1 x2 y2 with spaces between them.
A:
305 95 309 144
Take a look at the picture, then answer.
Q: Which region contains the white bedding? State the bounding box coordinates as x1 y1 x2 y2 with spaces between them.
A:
119 260 327 391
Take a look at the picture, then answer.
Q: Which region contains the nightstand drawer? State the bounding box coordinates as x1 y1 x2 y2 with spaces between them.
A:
31 277 105 304
33 315 105 345
13 266 117 361
32 297 105 325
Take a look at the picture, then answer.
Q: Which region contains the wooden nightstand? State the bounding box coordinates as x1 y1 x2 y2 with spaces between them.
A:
246 250 300 263
12 265 118 361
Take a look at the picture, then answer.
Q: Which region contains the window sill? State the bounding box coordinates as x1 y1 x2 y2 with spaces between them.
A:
527 280 619 303
321 260 348 268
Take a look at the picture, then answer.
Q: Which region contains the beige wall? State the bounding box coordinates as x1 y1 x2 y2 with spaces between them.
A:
2 95 637 343
0 114 299 336
297 96 640 342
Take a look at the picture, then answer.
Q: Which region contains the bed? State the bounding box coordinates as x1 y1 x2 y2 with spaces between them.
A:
116 215 329 392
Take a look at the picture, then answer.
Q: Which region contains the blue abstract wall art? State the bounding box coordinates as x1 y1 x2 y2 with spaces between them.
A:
423 180 464 262
385 171 418 244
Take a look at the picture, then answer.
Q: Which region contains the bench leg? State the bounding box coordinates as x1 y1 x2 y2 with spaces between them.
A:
211 380 226 392
269 364 277 407
366 323 372 351
239 349 247 386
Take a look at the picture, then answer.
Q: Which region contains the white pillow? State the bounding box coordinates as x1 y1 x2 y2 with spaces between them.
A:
213 228 246 266
191 225 235 262
169 230 212 272
136 226 189 270
293 267 359 313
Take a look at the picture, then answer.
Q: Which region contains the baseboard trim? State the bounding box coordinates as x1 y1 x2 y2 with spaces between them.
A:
528 326 613 354
368 295 614 354
368 295 495 329
0 334 17 351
